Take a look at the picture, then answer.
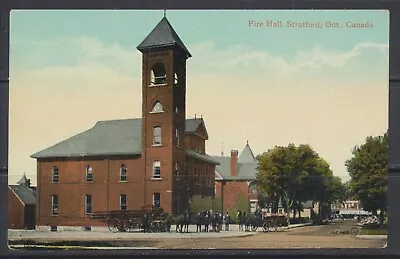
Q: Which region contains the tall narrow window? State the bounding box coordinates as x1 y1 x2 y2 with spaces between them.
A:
51 195 58 216
151 101 164 113
86 165 93 182
150 63 166 85
52 166 59 183
153 160 161 179
153 192 161 208
175 106 179 114
120 164 127 182
175 129 180 147
120 194 127 211
174 73 178 85
85 195 92 214
175 163 179 178
153 127 162 146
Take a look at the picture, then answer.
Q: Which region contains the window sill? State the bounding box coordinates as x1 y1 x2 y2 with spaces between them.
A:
86 181 93 183
149 111 164 114
148 83 167 87
119 180 128 183
51 182 59 184
152 144 163 147
151 178 162 181
51 215 59 217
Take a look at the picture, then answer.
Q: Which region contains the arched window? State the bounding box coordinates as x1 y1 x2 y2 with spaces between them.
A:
150 63 166 86
153 126 162 146
52 166 59 183
120 164 127 182
86 165 93 182
151 101 164 113
153 160 161 179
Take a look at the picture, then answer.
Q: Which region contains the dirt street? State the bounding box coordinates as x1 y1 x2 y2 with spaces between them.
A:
108 221 386 249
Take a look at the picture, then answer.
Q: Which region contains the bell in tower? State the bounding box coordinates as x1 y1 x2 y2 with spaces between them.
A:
136 14 191 215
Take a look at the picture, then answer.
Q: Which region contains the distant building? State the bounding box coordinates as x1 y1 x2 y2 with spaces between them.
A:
8 174 37 229
213 143 259 213
331 200 372 216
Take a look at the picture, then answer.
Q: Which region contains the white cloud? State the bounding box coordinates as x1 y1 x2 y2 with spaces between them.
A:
8 36 389 185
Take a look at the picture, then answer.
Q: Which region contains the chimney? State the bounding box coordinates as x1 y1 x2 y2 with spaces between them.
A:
230 150 238 176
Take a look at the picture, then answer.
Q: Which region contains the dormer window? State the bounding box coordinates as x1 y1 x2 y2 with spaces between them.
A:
151 101 164 113
150 63 166 86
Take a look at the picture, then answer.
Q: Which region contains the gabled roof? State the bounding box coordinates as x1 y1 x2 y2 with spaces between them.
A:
213 143 258 181
17 173 29 185
238 143 256 163
9 185 36 205
137 17 192 58
185 118 209 139
31 118 207 159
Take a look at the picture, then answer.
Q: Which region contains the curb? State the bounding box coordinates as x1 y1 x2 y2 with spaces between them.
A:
356 235 387 240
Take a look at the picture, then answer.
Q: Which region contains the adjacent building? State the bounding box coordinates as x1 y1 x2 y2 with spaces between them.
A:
213 143 259 213
31 16 220 227
8 174 37 229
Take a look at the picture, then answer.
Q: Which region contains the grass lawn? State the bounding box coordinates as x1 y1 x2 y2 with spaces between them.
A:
360 228 387 235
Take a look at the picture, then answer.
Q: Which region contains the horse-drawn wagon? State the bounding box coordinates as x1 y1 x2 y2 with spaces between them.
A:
89 205 172 233
241 213 289 232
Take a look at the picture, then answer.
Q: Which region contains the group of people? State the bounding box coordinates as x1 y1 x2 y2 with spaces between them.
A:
194 210 232 232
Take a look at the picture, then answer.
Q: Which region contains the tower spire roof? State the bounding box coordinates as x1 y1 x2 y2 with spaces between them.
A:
136 16 192 58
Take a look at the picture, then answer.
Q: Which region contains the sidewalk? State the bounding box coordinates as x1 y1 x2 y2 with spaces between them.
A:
8 223 312 242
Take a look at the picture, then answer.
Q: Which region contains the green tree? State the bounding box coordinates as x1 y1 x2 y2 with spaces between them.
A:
256 144 334 221
345 132 388 224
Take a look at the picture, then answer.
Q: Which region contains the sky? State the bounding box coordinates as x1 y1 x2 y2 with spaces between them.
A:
9 10 389 186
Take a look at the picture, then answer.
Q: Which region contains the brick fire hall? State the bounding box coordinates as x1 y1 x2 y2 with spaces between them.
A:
31 16 221 227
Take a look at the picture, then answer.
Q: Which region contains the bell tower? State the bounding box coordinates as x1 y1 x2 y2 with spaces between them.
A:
137 15 191 214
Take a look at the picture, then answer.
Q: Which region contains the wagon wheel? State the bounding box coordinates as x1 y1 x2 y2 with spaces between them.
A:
108 218 122 233
262 222 269 232
251 224 258 232
350 227 360 235
152 221 160 232
126 219 138 232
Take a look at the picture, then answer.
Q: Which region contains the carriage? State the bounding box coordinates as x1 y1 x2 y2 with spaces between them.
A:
89 205 171 233
243 213 289 232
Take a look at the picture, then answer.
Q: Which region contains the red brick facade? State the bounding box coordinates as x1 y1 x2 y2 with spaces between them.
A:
215 180 250 213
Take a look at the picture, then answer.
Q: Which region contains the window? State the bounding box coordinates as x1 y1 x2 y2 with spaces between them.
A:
85 195 92 214
52 166 59 183
174 72 178 85
86 165 93 182
153 192 161 208
120 164 127 182
120 194 127 211
175 162 179 178
153 126 162 146
51 195 58 216
153 160 161 179
151 101 164 113
175 106 179 114
175 129 180 147
150 63 166 85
